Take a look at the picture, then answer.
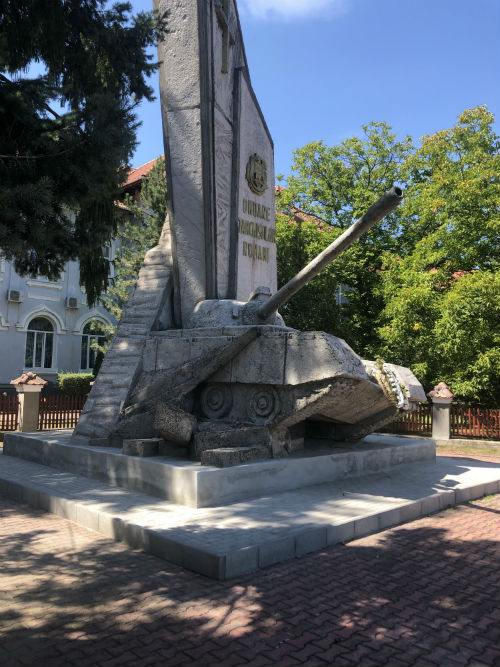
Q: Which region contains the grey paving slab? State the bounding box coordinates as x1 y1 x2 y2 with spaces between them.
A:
0 450 498 579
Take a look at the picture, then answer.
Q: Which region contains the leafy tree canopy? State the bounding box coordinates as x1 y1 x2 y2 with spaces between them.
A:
277 107 500 404
277 122 414 352
0 0 166 305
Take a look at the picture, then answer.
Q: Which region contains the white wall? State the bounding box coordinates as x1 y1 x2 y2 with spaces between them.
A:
0 255 116 387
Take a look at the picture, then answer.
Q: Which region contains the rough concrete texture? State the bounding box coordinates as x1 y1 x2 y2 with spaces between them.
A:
3 431 437 508
0 446 498 580
200 446 271 467
73 223 174 441
191 425 270 459
154 402 197 444
122 438 160 457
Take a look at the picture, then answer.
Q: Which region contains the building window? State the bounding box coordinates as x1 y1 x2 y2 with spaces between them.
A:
102 243 115 282
25 317 54 368
81 321 106 371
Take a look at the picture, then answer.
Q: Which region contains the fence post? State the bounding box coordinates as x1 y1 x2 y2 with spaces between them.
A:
428 382 454 441
10 372 48 432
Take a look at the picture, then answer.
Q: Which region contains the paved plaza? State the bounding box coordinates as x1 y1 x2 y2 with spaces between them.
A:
0 455 498 667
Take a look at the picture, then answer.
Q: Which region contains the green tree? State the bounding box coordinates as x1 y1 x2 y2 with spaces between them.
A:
279 108 500 404
434 271 500 404
101 156 167 324
277 122 413 352
398 106 500 270
0 1 166 305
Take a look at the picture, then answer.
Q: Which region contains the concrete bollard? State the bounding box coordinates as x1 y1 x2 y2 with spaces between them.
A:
10 372 48 432
428 382 454 441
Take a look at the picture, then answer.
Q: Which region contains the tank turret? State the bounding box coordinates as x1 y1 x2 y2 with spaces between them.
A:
115 186 426 466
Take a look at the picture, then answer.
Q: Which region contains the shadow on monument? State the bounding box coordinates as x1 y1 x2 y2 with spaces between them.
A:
0 496 498 666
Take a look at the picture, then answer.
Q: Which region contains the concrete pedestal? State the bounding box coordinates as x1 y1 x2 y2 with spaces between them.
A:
3 430 435 508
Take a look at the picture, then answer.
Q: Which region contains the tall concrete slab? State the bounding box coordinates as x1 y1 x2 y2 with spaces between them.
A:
155 0 276 324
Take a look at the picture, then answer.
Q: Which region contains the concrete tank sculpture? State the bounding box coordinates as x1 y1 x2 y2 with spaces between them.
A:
74 0 426 466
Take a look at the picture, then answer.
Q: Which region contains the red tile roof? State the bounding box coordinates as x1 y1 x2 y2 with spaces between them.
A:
11 372 48 386
124 156 164 188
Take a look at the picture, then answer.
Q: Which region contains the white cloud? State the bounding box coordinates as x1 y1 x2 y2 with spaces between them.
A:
238 0 347 21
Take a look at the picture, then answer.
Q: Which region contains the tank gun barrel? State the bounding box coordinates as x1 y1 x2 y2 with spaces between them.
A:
257 186 403 321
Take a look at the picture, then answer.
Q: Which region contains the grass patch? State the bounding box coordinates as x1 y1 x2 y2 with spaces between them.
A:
436 442 499 458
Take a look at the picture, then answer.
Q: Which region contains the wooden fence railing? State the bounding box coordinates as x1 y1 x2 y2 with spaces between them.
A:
450 406 500 440
38 395 87 430
2 392 499 440
381 404 433 436
382 403 499 440
0 395 19 431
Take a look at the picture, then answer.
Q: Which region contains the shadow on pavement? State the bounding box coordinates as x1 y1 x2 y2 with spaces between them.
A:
0 496 498 667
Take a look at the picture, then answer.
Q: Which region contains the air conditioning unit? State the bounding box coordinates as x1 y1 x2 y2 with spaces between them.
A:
65 296 79 309
7 289 24 303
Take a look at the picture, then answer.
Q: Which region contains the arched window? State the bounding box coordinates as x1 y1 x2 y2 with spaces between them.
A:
81 321 106 370
25 317 54 368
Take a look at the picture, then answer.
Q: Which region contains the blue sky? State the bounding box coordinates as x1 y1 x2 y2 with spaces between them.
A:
131 0 500 180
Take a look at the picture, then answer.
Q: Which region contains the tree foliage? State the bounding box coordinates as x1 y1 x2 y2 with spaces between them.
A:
0 0 165 305
101 156 167 323
277 107 500 404
277 122 413 352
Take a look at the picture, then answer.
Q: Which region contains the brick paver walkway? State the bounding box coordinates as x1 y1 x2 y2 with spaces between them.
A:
0 487 498 667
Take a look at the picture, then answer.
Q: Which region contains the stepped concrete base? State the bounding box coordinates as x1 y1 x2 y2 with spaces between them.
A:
0 447 498 579
3 431 435 508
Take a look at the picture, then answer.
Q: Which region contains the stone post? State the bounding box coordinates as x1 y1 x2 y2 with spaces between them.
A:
428 382 454 441
10 372 48 432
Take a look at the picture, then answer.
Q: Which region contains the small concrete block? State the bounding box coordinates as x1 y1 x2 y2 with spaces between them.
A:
37 491 51 512
182 544 225 580
354 514 380 538
21 486 40 507
123 438 160 457
484 479 500 496
295 526 327 557
259 537 295 568
122 522 147 550
456 483 485 504
158 441 188 458
154 402 197 444
421 493 442 516
192 426 270 459
399 501 422 523
49 496 77 522
5 481 24 502
98 513 122 540
378 507 401 530
200 446 271 467
438 490 456 510
146 531 183 566
327 522 355 546
76 504 100 532
225 546 259 578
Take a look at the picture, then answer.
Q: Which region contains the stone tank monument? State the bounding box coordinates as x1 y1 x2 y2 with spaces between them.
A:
74 0 426 466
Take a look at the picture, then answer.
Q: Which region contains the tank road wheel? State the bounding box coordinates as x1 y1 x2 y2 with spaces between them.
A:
247 386 280 424
200 384 233 419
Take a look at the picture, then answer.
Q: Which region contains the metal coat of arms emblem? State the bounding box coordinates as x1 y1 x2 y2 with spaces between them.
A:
245 153 268 195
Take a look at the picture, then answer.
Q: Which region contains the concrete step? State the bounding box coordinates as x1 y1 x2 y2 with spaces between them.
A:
0 443 498 580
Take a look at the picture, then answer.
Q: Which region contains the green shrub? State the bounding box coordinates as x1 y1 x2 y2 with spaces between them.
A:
58 372 94 396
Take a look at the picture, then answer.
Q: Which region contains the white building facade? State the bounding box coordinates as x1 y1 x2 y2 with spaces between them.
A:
0 254 116 390
0 158 162 390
